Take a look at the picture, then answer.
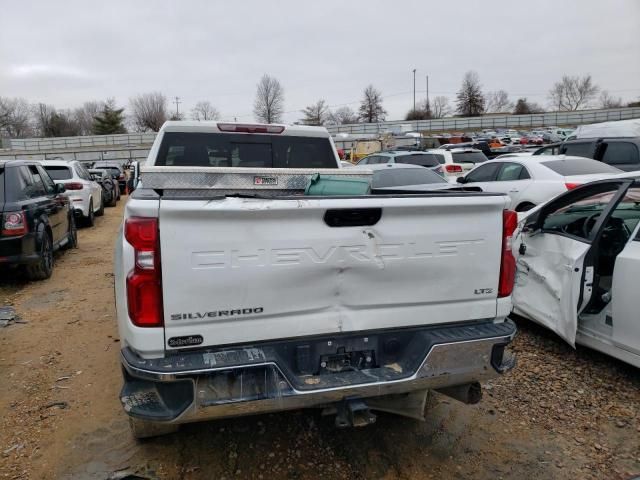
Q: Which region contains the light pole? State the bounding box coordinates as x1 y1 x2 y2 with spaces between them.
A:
426 75 430 114
412 69 417 111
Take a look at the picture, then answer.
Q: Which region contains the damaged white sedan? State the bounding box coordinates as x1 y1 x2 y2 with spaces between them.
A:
512 177 640 368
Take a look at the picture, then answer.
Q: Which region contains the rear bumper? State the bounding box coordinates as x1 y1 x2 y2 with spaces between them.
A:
119 319 516 425
65 192 91 217
0 233 38 265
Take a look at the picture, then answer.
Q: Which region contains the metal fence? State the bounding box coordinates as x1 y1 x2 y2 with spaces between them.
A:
326 107 640 135
0 147 150 163
8 132 157 152
4 107 640 153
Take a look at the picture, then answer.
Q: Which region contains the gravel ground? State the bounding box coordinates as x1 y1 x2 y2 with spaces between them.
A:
0 199 638 480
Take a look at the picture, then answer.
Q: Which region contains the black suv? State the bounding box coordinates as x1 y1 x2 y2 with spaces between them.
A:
92 162 127 194
0 160 77 280
534 138 640 172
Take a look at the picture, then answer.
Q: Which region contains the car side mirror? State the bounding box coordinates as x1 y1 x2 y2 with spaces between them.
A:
456 176 466 184
55 183 66 194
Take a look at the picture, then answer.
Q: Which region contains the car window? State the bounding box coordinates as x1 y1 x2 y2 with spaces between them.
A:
601 142 640 166
76 163 93 180
27 166 48 197
465 163 501 182
43 165 73 180
372 168 448 188
541 184 623 240
36 165 56 194
452 151 488 164
73 164 85 180
394 154 440 167
541 159 621 176
15 166 41 199
363 156 387 165
533 145 560 156
561 142 593 158
496 163 530 181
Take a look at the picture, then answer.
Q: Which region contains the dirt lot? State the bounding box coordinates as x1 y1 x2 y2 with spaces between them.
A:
0 199 639 480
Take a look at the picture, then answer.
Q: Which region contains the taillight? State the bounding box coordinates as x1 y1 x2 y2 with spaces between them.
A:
125 217 163 327
498 210 517 298
64 182 84 190
445 164 463 173
217 123 285 134
2 211 28 236
565 182 581 190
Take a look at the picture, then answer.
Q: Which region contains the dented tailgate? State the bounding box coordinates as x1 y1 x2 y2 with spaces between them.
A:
159 195 507 349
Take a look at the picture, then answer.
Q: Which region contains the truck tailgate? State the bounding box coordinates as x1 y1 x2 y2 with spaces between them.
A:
159 195 506 348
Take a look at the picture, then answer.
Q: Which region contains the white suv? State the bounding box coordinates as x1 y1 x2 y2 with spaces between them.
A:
41 160 104 226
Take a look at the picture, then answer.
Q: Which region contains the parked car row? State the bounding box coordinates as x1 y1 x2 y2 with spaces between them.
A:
0 159 124 281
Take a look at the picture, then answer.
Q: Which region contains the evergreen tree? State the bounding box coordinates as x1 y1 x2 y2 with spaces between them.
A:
93 99 126 134
456 71 485 117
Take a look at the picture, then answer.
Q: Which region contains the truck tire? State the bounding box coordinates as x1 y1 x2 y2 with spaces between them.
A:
129 417 179 440
25 231 53 280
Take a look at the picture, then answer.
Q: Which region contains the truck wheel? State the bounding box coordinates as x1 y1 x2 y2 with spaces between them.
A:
129 417 179 440
25 231 53 280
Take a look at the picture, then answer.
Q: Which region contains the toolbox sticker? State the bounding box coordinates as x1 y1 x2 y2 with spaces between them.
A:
254 176 278 186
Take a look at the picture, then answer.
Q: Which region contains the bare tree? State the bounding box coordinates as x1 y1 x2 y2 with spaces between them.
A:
0 97 33 137
327 106 359 125
548 75 599 111
431 96 451 119
73 101 102 135
253 74 284 123
300 99 328 126
129 92 168 132
599 90 623 109
485 90 513 113
191 101 220 121
33 103 81 137
456 71 485 116
358 85 386 123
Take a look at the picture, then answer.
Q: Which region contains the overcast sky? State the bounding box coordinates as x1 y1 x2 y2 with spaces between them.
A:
1 0 639 123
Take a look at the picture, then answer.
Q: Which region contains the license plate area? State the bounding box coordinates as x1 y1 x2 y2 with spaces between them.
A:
319 348 377 374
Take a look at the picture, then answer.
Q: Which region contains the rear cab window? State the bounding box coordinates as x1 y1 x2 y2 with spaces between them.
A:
156 132 337 169
541 159 621 176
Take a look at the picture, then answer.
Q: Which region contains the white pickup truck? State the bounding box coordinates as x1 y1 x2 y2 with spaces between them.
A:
114 121 518 438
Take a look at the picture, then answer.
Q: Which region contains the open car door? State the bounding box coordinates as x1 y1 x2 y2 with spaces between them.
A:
512 179 633 346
